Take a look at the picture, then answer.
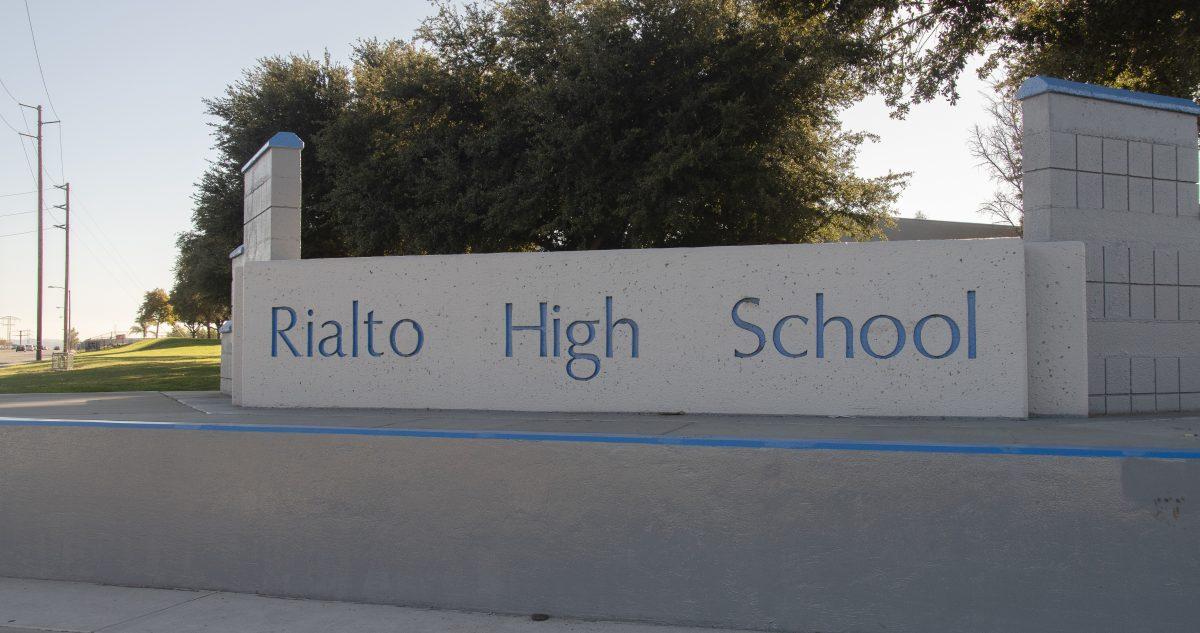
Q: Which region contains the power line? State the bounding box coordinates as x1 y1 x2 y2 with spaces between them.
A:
0 228 39 239
61 225 144 305
12 127 39 183
0 109 24 134
67 198 152 292
23 0 66 182
0 190 36 198
11 11 147 314
23 0 59 119
0 210 36 218
41 195 149 304
0 75 20 104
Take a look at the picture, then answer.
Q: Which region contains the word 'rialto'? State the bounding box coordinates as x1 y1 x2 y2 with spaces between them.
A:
271 302 424 358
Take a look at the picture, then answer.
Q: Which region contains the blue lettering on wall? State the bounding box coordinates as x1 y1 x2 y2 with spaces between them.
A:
506 296 638 380
772 314 809 358
271 307 299 357
729 291 978 360
816 292 854 359
860 315 905 359
731 297 766 358
269 291 979 371
913 314 960 359
270 303 424 359
389 319 423 357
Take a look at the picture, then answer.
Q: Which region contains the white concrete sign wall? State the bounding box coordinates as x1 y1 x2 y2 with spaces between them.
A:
239 239 1036 417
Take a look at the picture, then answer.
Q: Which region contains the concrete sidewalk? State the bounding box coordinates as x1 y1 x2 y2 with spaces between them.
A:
0 577 751 633
1 390 1199 451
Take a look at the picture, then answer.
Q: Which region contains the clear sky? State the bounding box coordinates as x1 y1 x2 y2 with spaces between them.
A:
0 0 997 342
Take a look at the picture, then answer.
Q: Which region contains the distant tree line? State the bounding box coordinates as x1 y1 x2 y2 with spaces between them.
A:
131 288 220 339
173 0 1200 317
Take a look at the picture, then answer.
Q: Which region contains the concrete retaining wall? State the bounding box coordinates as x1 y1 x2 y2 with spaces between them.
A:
236 238 1084 417
0 423 1196 632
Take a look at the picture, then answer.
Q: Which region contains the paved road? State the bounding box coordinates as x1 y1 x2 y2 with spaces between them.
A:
0 577 748 633
0 349 37 367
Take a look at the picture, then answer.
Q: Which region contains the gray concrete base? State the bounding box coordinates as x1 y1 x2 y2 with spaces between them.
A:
0 577 742 632
1 393 1199 632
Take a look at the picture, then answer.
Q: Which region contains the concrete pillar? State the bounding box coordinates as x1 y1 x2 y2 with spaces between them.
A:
218 320 232 395
224 132 304 405
1019 77 1200 414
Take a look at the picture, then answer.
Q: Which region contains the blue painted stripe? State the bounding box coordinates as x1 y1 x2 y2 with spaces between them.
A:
1 417 1198 460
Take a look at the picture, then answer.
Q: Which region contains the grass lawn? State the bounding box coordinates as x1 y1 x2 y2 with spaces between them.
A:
0 338 221 393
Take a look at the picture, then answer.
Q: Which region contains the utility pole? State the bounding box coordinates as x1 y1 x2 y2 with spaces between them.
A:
0 316 17 345
54 183 70 351
18 104 59 361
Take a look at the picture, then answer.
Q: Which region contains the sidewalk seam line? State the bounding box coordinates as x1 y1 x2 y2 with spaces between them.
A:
91 591 217 632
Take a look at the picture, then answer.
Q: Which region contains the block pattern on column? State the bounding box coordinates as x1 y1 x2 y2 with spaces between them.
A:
1020 77 1200 415
1090 355 1200 415
242 135 303 263
1025 135 1198 217
1087 245 1200 322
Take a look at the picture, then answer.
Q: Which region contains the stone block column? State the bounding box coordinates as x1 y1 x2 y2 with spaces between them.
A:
224 132 304 405
1019 77 1200 414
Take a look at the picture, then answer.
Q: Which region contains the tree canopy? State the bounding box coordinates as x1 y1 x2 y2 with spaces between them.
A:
172 0 1200 309
320 1 908 254
172 53 351 320
136 289 176 339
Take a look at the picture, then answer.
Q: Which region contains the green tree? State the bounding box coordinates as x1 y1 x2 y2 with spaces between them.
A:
178 1 1198 274
320 0 909 254
945 2 1200 225
173 53 352 316
137 289 176 339
851 0 1200 111
171 283 222 338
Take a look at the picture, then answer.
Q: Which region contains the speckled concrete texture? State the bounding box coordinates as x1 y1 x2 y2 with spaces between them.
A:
1024 242 1088 414
238 239 1034 417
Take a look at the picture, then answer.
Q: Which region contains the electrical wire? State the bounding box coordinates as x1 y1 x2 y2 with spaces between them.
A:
23 0 59 119
10 5 156 311
0 75 20 104
23 0 66 182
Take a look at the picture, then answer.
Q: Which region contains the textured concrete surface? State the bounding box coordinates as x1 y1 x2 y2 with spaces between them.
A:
1 394 1199 632
237 239 1034 417
0 577 747 633
1024 241 1088 414
1019 78 1200 415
